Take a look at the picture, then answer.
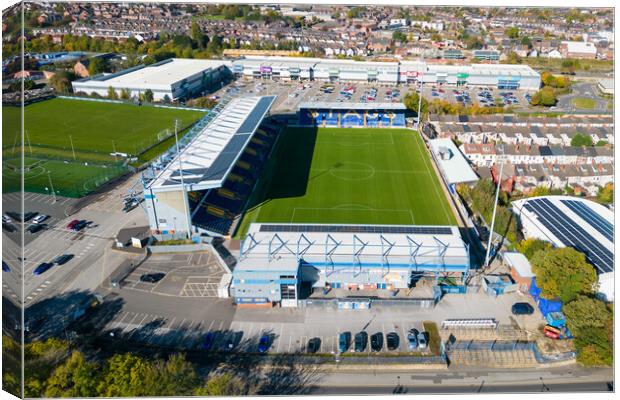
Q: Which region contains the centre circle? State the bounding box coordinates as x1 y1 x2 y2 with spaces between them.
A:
329 162 375 181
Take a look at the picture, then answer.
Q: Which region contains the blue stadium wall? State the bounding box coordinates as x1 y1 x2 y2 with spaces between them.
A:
299 108 406 128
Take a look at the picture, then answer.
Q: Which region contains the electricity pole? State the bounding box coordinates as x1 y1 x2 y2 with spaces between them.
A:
174 119 192 239
484 145 504 267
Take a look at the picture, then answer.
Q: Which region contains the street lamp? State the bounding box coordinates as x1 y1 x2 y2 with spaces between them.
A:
47 172 56 203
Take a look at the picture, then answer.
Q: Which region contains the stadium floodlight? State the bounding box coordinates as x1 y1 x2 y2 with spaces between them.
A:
484 144 505 268
47 171 56 204
174 119 192 239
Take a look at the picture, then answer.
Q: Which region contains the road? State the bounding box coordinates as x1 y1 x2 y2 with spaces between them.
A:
311 366 613 394
557 82 609 113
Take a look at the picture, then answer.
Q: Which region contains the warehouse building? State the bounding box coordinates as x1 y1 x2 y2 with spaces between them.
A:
232 223 471 307
512 196 614 301
72 58 232 101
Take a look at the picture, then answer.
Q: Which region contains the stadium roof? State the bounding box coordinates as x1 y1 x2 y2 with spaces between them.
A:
237 223 470 273
299 102 407 110
512 196 614 276
429 139 479 185
148 95 276 192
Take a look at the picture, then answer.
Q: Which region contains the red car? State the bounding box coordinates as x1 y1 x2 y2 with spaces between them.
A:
66 219 80 230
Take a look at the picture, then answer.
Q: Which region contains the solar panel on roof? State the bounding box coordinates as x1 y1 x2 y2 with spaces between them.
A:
560 200 613 243
523 198 613 274
258 224 453 235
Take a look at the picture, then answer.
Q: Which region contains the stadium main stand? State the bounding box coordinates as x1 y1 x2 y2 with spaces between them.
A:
298 102 407 128
189 120 281 235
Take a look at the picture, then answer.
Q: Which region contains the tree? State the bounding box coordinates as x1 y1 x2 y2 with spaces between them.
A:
143 89 154 103
530 247 597 302
87 57 107 76
48 71 72 93
194 373 245 396
506 26 520 39
530 185 551 197
515 238 552 260
403 90 428 120
520 36 532 48
44 352 99 397
107 86 118 100
148 354 199 396
191 22 205 49
96 354 154 397
563 296 613 366
597 183 613 204
570 133 594 147
530 87 557 107
119 88 131 100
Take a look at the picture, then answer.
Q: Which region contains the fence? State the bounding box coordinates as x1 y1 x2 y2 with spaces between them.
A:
298 297 437 309
57 95 210 112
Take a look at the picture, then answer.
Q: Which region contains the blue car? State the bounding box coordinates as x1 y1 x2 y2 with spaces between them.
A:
407 329 418 350
258 334 270 353
338 332 351 353
200 332 215 350
2 261 10 272
33 262 53 276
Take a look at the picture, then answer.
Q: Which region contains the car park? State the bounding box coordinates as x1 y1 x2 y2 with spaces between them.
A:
417 331 428 349
33 262 53 276
354 331 368 352
511 302 535 315
407 329 419 350
139 273 166 283
258 334 270 353
386 332 399 350
370 332 383 352
307 337 321 353
52 254 74 265
338 332 351 353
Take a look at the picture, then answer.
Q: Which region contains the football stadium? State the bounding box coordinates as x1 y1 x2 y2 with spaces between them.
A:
141 93 468 308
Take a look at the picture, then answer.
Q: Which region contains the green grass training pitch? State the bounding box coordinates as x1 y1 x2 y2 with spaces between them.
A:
3 157 127 197
236 127 456 237
2 98 205 161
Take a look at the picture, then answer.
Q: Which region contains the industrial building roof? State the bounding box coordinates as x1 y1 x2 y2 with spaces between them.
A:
149 95 276 192
237 223 470 273
429 139 479 185
503 252 534 278
80 58 230 90
512 196 614 275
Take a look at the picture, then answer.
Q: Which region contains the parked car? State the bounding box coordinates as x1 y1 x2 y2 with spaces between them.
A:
258 334 270 353
2 222 16 233
354 331 368 352
200 332 215 350
72 220 89 231
338 332 351 353
407 329 419 350
512 302 535 315
52 254 74 265
27 224 46 234
123 199 140 213
66 219 80 230
417 331 428 349
32 214 49 224
386 332 399 350
2 214 12 224
370 332 383 352
307 338 321 353
139 273 165 283
33 262 53 276
2 261 10 272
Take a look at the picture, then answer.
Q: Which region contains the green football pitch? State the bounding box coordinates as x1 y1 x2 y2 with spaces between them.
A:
2 98 205 161
236 127 456 237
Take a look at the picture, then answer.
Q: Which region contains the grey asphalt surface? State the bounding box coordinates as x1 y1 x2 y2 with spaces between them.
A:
557 82 609 112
